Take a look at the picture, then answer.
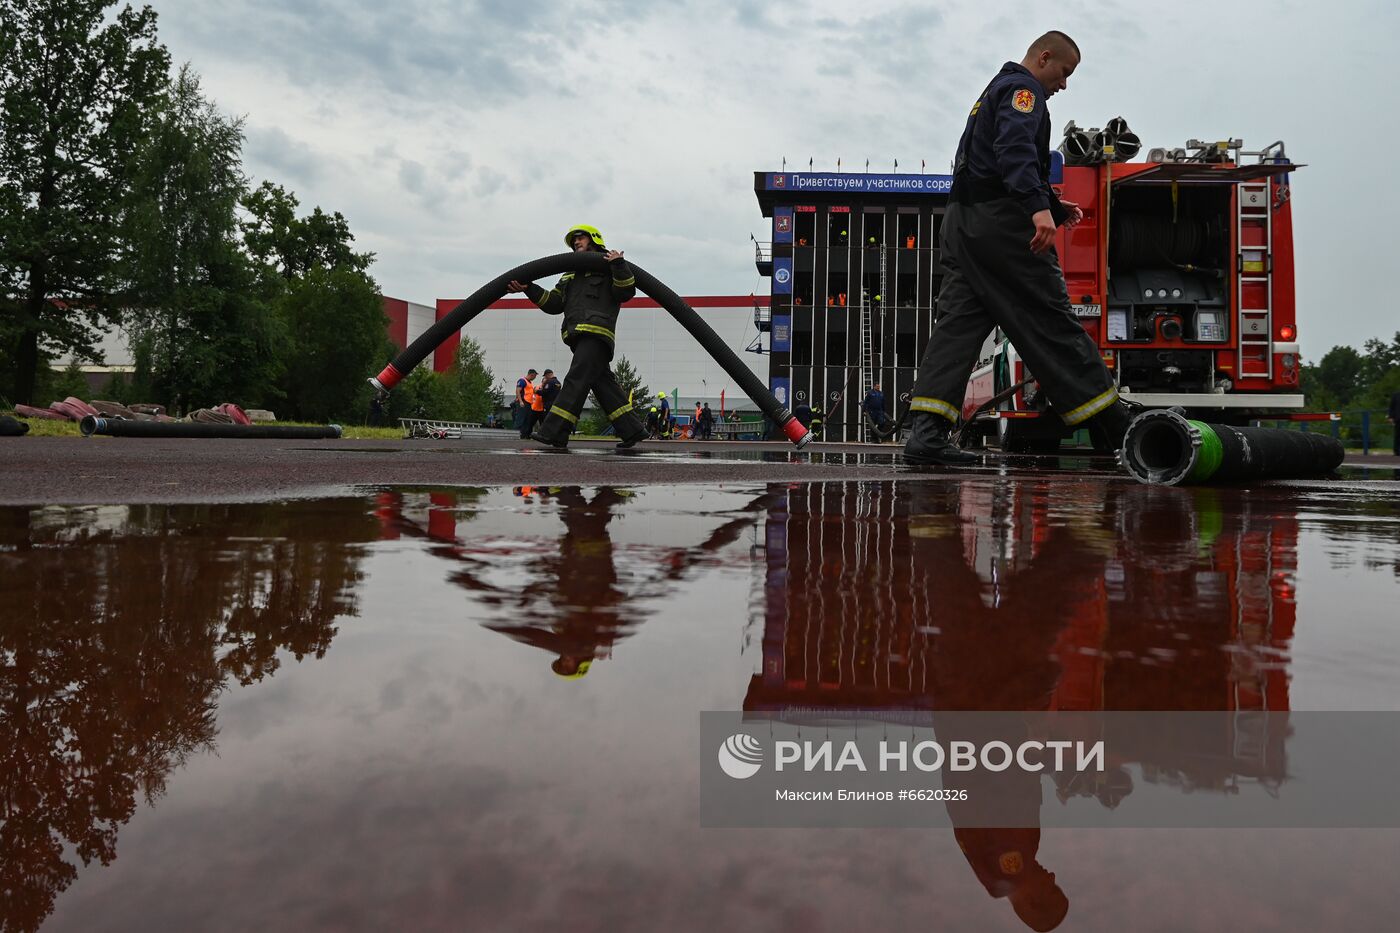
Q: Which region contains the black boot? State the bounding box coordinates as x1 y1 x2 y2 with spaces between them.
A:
903 413 979 466
530 413 571 450
615 429 646 451
1087 401 1135 454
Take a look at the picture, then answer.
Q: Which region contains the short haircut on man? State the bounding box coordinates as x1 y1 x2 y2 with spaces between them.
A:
1029 30 1080 60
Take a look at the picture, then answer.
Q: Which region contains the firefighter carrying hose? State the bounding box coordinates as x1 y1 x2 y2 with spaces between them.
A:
904 30 1134 465
508 225 649 449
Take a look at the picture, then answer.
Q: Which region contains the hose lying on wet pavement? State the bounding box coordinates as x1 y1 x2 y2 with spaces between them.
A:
1119 408 1344 485
81 417 342 439
369 252 813 449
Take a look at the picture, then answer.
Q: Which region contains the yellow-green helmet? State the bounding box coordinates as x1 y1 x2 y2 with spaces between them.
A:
552 658 593 680
565 224 606 249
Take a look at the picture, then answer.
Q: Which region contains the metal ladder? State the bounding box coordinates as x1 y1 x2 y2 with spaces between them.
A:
1236 182 1274 379
858 246 886 384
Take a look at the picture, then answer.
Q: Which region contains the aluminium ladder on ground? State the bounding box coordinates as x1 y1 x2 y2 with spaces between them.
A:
399 417 495 439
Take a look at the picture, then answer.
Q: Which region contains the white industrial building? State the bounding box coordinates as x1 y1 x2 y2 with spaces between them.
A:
66 293 772 415
404 294 771 413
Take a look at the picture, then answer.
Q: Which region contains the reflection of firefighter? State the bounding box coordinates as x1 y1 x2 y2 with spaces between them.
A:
743 477 1300 930
488 487 633 678
911 482 1102 933
744 478 1220 932
382 486 780 679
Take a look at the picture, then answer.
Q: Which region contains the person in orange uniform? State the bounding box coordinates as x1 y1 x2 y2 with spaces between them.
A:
515 368 539 439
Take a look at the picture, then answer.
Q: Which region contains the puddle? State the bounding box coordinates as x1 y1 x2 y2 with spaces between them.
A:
3 479 1399 930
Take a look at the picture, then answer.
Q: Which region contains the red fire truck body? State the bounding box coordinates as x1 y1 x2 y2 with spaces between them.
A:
964 148 1303 449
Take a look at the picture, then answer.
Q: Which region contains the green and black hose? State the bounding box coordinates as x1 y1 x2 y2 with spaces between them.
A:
1119 408 1343 485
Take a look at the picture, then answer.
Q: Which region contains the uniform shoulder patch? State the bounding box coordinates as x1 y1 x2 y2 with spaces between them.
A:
999 851 1024 875
1011 88 1036 113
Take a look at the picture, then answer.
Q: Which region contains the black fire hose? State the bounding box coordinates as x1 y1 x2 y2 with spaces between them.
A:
369 253 812 448
1119 408 1343 485
81 417 342 439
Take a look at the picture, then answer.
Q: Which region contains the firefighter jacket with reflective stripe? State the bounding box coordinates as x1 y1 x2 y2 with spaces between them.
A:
525 256 637 347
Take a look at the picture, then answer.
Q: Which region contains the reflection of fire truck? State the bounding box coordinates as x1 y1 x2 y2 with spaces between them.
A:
744 480 1295 790
965 131 1306 451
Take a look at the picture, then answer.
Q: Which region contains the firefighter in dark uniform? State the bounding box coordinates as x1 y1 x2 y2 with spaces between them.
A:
1388 389 1400 456
508 225 649 449
904 30 1133 465
863 382 894 440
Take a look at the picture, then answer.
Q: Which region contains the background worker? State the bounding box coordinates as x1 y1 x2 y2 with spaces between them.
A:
528 367 546 433
863 381 894 440
657 392 672 438
700 402 715 439
646 399 660 438
514 368 539 438
507 226 648 450
540 368 562 415
904 30 1135 465
1388 388 1400 455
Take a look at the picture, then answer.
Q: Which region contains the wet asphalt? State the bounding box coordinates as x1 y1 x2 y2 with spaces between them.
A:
3 435 1397 505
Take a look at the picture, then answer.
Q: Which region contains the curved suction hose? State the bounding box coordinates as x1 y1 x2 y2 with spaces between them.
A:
370 253 812 449
1119 409 1343 485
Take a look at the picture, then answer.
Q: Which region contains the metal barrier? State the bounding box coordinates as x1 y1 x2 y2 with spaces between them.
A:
400 418 498 439
708 421 765 440
1253 410 1397 455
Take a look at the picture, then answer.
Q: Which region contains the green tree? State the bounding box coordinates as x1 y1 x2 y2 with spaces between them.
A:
449 335 502 423
33 361 90 405
120 66 278 413
240 181 383 421
612 355 648 404
273 266 388 422
1360 333 1400 383
389 366 462 422
240 181 373 279
0 0 170 403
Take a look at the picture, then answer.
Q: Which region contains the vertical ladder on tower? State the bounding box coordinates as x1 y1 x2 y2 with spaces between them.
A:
1236 182 1274 380
877 244 888 386
859 246 886 395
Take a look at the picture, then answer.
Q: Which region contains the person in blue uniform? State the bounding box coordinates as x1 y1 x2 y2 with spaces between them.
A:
904 31 1134 465
1388 389 1400 455
862 382 894 440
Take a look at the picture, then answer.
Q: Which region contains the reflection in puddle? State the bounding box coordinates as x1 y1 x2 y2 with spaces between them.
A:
2 479 1399 930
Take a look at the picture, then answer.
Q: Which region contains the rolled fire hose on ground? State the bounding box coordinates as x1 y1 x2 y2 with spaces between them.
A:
369 252 812 449
81 417 342 439
1119 408 1343 485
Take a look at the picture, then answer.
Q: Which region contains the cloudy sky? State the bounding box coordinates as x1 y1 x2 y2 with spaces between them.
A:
151 0 1397 358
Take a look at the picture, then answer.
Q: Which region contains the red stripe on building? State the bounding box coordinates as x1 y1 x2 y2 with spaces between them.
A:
381 297 409 350
430 295 767 374
438 295 771 310
433 299 460 373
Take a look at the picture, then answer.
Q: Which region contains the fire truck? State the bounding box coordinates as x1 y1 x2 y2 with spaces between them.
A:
963 126 1309 451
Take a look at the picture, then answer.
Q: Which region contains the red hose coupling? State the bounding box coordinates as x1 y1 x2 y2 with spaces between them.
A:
783 417 813 448
372 363 404 391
